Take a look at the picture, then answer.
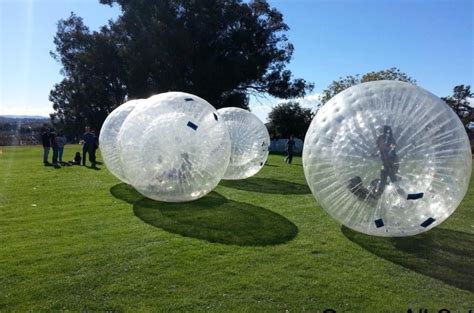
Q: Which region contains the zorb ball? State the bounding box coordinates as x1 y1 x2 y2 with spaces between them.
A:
99 99 143 183
118 92 231 202
217 107 270 180
303 81 472 237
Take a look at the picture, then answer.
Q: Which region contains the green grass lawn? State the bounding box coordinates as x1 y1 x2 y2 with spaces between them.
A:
0 145 473 312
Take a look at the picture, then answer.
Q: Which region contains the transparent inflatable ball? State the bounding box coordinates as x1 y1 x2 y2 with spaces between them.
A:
99 99 143 183
118 92 231 202
217 107 270 180
303 81 472 237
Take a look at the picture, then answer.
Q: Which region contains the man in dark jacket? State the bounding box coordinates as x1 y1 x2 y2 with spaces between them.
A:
285 135 296 164
82 126 97 168
41 128 51 165
50 130 60 168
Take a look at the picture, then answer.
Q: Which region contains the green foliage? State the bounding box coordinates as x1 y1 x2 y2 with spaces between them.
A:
441 85 473 129
321 67 416 104
267 101 314 138
50 0 314 136
1 145 473 311
49 14 127 135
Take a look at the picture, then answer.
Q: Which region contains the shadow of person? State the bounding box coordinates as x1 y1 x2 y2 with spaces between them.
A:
110 183 143 204
341 226 474 292
133 191 298 246
219 177 310 195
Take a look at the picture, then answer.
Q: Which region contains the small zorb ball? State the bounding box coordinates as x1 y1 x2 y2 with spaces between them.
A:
217 107 270 180
99 99 143 183
303 81 472 237
118 92 231 202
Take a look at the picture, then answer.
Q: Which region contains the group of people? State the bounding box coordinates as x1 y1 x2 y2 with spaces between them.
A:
40 126 401 199
41 126 99 169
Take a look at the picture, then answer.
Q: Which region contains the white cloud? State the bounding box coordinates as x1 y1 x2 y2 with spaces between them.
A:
248 104 273 124
277 93 322 111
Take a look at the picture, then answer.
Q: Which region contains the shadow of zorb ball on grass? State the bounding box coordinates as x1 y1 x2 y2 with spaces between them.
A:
303 81 472 237
99 99 144 183
217 107 270 180
118 92 231 202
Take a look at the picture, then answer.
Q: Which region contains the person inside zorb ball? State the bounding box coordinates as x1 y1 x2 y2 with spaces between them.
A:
303 81 472 237
118 92 231 202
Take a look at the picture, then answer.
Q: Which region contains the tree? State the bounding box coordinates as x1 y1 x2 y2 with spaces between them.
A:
49 14 127 136
320 67 416 104
267 102 314 139
441 85 473 130
50 0 314 135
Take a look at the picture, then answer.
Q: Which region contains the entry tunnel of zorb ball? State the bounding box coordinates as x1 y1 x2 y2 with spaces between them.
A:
118 92 231 202
303 81 472 236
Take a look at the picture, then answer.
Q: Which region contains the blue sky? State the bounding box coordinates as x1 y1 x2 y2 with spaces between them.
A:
0 0 472 121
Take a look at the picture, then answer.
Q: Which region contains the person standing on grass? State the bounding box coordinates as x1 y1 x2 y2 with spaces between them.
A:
285 135 295 164
56 131 67 164
50 130 60 168
91 129 99 167
41 128 51 165
82 126 91 166
82 126 97 168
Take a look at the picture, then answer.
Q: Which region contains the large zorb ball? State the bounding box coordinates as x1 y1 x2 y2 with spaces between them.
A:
217 107 270 180
303 81 472 237
99 99 143 183
118 92 231 202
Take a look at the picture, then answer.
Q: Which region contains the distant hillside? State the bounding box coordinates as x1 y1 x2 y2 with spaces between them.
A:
0 115 50 121
0 116 50 145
